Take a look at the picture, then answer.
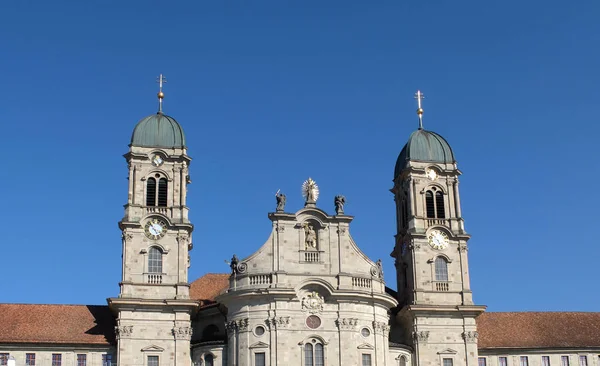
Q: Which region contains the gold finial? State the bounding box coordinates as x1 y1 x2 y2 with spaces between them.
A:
156 74 167 113
414 90 424 129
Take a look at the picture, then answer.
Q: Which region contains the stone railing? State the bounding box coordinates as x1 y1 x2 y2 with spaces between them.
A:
248 274 272 286
145 206 171 216
146 273 163 284
352 277 372 289
433 281 449 292
426 218 448 227
303 251 319 263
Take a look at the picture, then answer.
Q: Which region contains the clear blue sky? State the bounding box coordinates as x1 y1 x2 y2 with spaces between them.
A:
1 1 599 311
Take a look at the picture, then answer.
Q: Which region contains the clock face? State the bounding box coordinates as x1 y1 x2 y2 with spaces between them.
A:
306 315 321 329
144 218 167 240
427 229 449 250
151 154 164 167
426 168 438 181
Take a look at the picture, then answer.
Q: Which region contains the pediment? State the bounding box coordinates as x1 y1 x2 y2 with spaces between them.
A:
437 348 458 355
249 341 269 349
357 343 374 350
141 345 165 352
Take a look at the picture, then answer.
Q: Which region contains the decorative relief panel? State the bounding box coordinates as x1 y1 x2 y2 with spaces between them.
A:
115 325 133 339
301 291 324 314
225 318 250 335
172 326 193 340
335 318 358 331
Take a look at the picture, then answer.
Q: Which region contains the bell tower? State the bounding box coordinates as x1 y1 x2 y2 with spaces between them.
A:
108 75 197 366
391 91 485 366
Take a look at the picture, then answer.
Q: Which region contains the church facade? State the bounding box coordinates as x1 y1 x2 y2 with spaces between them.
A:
1 88 599 366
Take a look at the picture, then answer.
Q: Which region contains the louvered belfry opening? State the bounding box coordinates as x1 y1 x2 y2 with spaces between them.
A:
425 191 435 218
146 178 157 206
157 178 168 206
435 191 445 218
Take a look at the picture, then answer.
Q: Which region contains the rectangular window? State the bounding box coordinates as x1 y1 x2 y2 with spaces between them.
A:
0 354 8 366
148 356 159 366
542 356 551 366
255 353 266 366
479 358 487 366
562 356 570 366
579 356 587 366
520 356 529 366
77 355 87 366
52 354 62 366
26 354 36 366
102 354 112 366
362 354 372 366
499 357 508 366
443 358 454 366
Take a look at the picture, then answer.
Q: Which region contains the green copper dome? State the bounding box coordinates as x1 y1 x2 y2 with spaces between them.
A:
131 113 186 148
394 129 455 178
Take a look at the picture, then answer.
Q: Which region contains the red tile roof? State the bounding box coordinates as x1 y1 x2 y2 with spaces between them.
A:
477 312 600 349
189 273 230 305
0 304 115 345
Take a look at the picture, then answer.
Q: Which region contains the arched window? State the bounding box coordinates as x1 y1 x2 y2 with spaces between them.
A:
146 178 156 206
204 354 213 366
148 247 163 273
425 188 445 219
435 191 445 218
425 191 435 218
158 178 168 206
304 341 324 366
435 256 448 282
400 356 407 366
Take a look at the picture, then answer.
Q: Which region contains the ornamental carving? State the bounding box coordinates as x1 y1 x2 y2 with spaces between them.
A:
225 321 237 336
408 242 421 251
237 318 249 331
458 243 469 252
172 326 193 340
301 291 324 314
237 262 248 274
115 325 133 339
265 316 291 330
462 331 479 343
337 227 347 235
176 233 189 245
372 321 390 335
122 232 133 243
412 330 430 344
335 318 358 330
276 224 286 232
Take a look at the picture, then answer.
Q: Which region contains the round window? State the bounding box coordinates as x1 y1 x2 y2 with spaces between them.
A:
255 326 265 336
361 327 371 337
306 315 321 329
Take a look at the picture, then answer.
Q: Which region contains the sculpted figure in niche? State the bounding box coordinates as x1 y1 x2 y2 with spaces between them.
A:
303 223 317 250
334 195 346 215
275 190 286 212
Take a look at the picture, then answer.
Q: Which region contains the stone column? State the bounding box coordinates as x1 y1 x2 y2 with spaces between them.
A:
173 325 193 366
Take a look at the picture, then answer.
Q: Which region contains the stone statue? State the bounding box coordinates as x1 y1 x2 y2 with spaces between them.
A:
302 178 320 206
275 190 286 212
334 195 346 215
303 223 317 249
376 259 383 278
230 254 239 274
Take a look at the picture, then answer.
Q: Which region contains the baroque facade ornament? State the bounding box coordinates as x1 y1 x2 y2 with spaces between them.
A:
122 231 134 243
412 330 430 344
462 331 479 343
265 316 291 330
335 318 358 330
334 195 346 215
458 243 469 252
337 227 347 235
115 325 133 339
236 318 249 332
172 326 193 340
176 233 189 244
301 291 324 314
372 321 390 335
275 190 286 212
303 223 317 249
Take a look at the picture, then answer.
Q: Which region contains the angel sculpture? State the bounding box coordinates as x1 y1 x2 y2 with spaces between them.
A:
275 190 286 212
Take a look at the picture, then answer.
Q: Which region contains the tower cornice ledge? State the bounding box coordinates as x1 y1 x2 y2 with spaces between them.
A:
398 304 486 317
107 297 199 315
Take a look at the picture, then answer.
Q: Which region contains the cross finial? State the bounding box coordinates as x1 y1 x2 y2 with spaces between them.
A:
156 74 167 113
414 90 424 129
